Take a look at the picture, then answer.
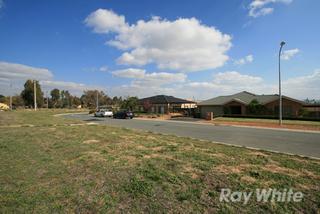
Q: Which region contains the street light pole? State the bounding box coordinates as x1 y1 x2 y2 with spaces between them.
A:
279 41 286 126
9 82 12 110
34 80 37 111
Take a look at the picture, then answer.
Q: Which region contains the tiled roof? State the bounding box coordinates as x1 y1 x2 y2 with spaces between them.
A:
139 95 195 104
198 91 305 106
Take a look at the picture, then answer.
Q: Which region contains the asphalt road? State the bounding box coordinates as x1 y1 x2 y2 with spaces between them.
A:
64 114 320 158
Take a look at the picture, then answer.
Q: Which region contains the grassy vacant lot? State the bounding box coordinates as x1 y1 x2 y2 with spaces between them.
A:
0 110 320 213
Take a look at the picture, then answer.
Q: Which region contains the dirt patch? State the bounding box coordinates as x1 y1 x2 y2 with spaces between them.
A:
260 164 320 178
214 164 252 174
143 154 163 159
135 145 148 150
262 164 299 176
260 180 276 187
209 153 227 159
296 183 317 190
240 175 256 183
183 164 202 179
83 139 100 144
146 136 157 140
248 151 269 157
151 146 163 151
143 153 174 160
82 151 106 162
123 155 137 163
301 169 320 179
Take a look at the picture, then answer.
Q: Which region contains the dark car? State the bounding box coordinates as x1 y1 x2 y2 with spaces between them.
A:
113 110 134 119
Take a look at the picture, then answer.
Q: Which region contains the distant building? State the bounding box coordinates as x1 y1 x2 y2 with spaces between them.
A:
197 91 305 118
138 95 196 114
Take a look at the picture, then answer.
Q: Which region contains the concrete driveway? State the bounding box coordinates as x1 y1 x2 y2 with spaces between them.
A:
64 113 320 159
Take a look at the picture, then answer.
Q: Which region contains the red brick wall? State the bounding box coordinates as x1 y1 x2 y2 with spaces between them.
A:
264 98 303 117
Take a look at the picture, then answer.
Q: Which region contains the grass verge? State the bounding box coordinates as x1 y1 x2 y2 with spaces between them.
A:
212 117 320 131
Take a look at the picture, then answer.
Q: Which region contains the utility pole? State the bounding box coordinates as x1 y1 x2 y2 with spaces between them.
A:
278 41 286 126
34 80 37 111
9 82 12 110
46 91 49 109
96 91 99 110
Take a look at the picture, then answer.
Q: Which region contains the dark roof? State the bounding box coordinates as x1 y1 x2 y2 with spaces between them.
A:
198 91 305 106
139 95 195 104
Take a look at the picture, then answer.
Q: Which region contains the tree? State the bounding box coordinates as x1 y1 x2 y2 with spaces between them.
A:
0 94 6 103
304 98 320 104
71 96 81 107
81 90 107 109
12 95 24 107
60 90 71 108
112 96 123 107
247 99 267 115
21 80 44 108
50 88 60 108
121 96 139 111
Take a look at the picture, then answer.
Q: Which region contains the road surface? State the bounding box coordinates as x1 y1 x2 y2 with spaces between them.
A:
64 114 320 158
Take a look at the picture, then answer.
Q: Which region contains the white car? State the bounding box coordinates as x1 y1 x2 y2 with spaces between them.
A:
94 109 113 117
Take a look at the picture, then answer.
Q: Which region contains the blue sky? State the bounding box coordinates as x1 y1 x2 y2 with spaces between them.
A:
0 0 319 99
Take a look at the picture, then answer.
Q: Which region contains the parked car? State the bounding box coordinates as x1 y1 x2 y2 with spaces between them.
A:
94 109 113 117
113 110 134 119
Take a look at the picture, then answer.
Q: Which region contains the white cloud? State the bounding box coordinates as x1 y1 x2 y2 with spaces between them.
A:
213 71 262 85
85 9 232 72
186 71 269 98
112 68 186 84
249 0 293 18
0 61 106 96
234 54 254 65
109 70 269 99
0 61 53 81
99 66 108 72
40 80 106 96
132 72 187 87
281 48 299 60
109 69 320 100
109 67 187 97
83 65 109 72
282 69 320 99
84 9 128 33
184 70 320 100
112 68 146 78
112 68 186 87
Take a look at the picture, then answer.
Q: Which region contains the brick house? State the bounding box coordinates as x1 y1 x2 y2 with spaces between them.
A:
138 95 196 114
197 91 305 118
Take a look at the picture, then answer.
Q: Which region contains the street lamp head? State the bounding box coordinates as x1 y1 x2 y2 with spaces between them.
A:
280 41 286 47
